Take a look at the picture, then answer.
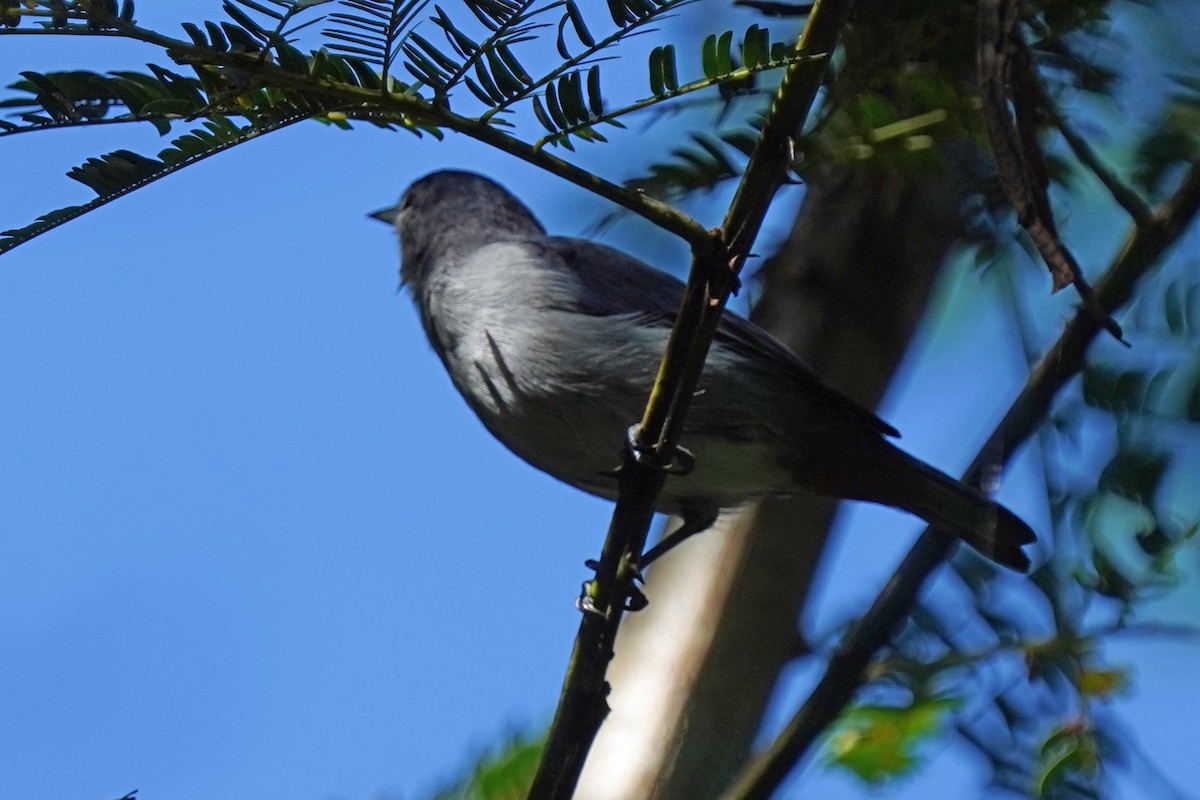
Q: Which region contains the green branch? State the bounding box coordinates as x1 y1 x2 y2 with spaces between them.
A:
526 1 858 797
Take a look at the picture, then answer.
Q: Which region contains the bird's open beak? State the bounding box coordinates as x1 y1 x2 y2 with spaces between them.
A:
368 205 400 225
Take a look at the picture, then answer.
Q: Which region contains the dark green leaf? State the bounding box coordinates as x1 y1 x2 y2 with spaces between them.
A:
486 49 521 95
544 81 569 128
531 94 556 132
496 43 530 85
715 29 733 76
567 1 594 46
223 1 269 40
473 59 504 102
661 43 677 92
586 64 602 116
222 22 263 52
180 21 208 46
649 46 665 97
410 32 461 73
701 33 717 79
276 43 310 73
205 20 230 51
560 71 587 122
464 76 493 104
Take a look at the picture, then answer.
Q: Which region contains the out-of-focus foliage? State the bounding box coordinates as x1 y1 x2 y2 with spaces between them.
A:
825 696 960 783
1136 67 1200 198
865 192 1200 798
637 0 1199 794
429 733 542 800
623 0 1129 205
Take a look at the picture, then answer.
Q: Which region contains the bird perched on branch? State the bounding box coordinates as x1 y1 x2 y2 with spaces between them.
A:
372 170 1036 571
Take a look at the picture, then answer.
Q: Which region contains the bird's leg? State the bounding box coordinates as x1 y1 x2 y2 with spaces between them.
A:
578 427 703 615
639 509 719 569
619 549 649 612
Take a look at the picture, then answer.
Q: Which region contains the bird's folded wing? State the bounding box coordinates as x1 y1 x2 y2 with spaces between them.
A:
539 236 899 438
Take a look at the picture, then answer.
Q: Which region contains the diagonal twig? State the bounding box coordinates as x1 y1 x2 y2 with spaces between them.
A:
1034 83 1154 227
525 1 859 797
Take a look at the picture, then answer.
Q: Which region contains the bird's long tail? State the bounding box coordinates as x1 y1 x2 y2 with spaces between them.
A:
857 446 1036 571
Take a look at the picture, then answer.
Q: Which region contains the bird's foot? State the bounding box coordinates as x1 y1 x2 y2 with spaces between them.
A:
620 425 695 475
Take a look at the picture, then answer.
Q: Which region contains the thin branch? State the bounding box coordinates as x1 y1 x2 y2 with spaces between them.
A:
881 619 1200 680
1036 84 1155 227
0 28 128 38
0 115 184 138
715 160 1200 800
526 2 858 797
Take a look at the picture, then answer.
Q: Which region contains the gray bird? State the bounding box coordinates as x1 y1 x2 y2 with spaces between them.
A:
373 170 1035 570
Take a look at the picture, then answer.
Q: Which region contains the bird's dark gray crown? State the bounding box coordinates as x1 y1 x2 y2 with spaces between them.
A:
397 170 547 286
404 170 545 237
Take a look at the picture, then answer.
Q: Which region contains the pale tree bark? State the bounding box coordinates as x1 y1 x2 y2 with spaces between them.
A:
575 156 982 799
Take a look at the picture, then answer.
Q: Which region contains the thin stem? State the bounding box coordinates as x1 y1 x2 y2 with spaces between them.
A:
0 115 184 138
527 1 857 797
1037 85 1154 227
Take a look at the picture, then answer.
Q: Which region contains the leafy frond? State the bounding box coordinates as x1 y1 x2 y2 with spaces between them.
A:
624 123 764 199
358 0 559 105
0 0 820 248
0 0 134 31
323 0 430 76
0 69 205 136
531 22 814 149
174 0 333 59
0 114 307 254
0 53 440 256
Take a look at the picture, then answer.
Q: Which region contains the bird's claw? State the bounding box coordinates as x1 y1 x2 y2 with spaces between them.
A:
577 567 605 617
576 557 650 615
576 585 604 617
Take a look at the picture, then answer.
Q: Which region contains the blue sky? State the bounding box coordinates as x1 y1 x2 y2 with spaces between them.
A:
2 3 1198 799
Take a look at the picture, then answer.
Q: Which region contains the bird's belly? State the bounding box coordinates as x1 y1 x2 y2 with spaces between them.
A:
474 395 792 516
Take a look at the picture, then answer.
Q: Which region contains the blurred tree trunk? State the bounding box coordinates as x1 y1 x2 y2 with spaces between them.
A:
575 155 979 799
